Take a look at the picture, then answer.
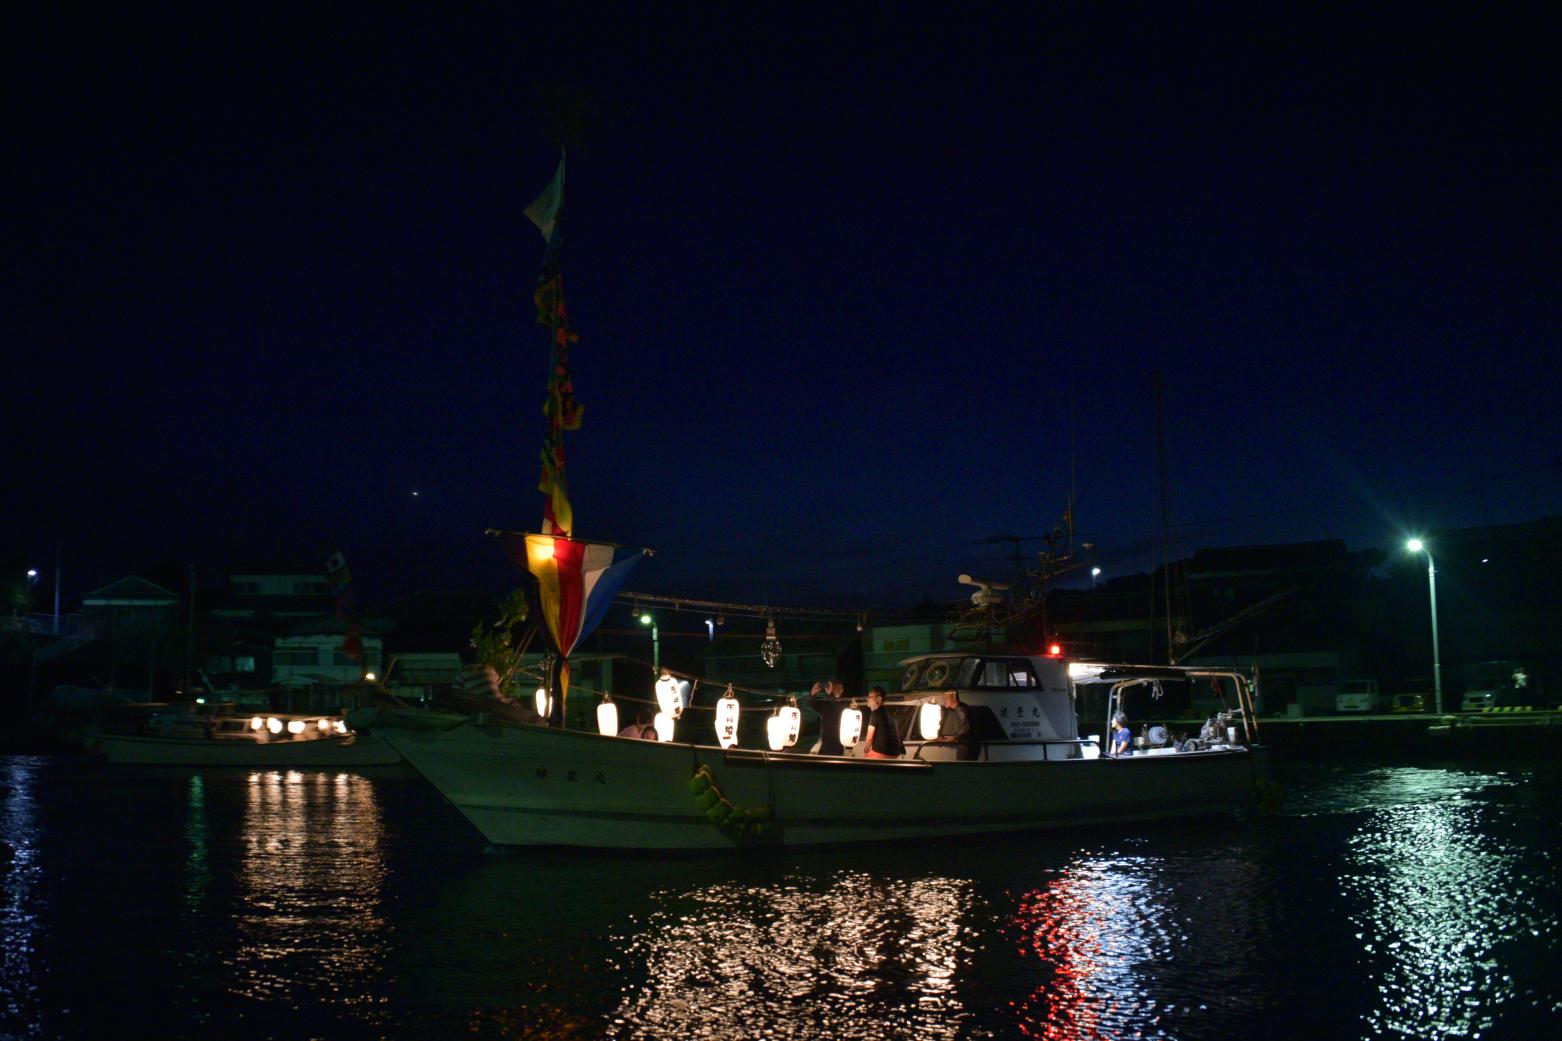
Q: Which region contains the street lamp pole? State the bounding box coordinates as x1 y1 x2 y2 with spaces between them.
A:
1407 539 1442 713
640 612 659 672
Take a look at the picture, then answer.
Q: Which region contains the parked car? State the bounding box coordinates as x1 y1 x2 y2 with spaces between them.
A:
1335 678 1382 713
1389 692 1427 713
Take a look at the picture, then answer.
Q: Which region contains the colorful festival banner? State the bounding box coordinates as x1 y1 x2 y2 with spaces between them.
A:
502 533 644 664
528 152 583 537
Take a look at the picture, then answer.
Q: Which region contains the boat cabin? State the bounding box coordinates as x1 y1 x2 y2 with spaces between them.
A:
867 653 1257 762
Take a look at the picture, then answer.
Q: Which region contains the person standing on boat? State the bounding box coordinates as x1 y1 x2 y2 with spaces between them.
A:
862 686 904 759
809 679 846 755
934 689 979 760
1111 714 1133 756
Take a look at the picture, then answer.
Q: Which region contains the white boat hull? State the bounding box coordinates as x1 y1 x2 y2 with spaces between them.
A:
88 731 404 768
383 721 1267 851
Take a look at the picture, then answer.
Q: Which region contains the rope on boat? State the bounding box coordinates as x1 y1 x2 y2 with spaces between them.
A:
687 764 772 840
1246 756 1284 815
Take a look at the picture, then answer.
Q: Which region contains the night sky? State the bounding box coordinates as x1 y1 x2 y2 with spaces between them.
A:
8 6 1559 611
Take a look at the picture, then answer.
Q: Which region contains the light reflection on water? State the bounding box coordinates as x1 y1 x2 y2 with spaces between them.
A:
608 873 977 1040
1007 857 1173 1040
1339 772 1559 1040
227 769 389 1024
0 758 44 1041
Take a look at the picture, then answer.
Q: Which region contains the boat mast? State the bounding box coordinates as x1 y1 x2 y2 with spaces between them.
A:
1154 371 1173 663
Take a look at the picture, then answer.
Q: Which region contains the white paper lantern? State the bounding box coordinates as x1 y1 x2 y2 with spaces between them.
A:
715 687 741 749
780 703 803 748
286 719 306 734
766 711 787 751
596 696 619 737
266 717 283 734
919 701 943 740
655 673 689 719
534 686 551 718
839 703 863 747
654 711 675 742
250 716 264 731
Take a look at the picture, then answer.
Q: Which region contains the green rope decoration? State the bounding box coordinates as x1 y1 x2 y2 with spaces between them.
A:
1251 777 1284 815
687 763 772 839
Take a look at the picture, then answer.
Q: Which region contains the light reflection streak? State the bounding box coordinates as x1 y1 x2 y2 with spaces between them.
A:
182 773 209 918
0 759 44 1040
228 769 389 1024
1007 857 1167 1040
1341 772 1544 1040
608 873 976 1040
1004 847 1270 1040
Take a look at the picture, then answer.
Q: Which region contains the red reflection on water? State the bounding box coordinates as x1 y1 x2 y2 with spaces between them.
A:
1008 873 1115 1040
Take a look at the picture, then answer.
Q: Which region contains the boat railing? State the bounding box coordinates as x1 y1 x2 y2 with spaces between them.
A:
905 737 1102 762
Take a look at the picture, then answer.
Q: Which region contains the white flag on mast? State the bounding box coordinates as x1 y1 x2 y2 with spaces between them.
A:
524 152 566 242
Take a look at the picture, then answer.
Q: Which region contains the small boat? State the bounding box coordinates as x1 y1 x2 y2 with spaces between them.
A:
86 703 403 767
381 652 1272 851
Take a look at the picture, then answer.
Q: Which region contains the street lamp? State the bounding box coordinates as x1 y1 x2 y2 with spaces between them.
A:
1406 538 1442 713
1090 566 1101 590
639 611 659 671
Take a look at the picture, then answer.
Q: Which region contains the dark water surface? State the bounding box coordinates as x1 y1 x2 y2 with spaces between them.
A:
2 756 1558 1040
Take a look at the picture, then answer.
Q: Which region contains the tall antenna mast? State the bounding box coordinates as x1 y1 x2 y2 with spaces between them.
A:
1154 370 1173 663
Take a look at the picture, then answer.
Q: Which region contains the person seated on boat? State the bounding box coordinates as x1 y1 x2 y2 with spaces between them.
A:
1111 714 1133 757
809 679 846 756
933 689 979 761
618 708 657 740
862 686 904 759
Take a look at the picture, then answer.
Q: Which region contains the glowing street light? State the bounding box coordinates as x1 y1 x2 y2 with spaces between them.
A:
639 611 659 671
1406 538 1442 713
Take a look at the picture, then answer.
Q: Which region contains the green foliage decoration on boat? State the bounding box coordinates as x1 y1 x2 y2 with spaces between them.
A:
688 763 772 840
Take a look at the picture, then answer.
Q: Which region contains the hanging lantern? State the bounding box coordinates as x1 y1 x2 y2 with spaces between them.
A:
715 685 741 748
839 701 863 747
655 672 688 719
654 711 675 743
920 701 943 740
266 717 283 734
760 618 782 668
596 694 619 737
780 698 803 748
766 709 787 751
534 685 550 718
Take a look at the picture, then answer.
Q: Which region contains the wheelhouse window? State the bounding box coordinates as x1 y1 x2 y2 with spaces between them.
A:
973 658 1040 689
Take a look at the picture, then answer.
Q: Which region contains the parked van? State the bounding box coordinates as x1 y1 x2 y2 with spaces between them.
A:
1335 678 1382 713
1459 660 1537 712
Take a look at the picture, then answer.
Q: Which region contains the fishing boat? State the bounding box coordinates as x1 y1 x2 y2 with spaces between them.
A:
383 155 1271 850
86 703 403 767
380 652 1271 851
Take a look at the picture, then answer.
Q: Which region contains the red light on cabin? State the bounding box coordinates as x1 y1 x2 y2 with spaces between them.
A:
1047 643 1062 657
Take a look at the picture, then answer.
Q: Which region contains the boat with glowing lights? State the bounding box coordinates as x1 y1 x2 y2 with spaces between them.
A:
381 652 1271 851
86 703 403 767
